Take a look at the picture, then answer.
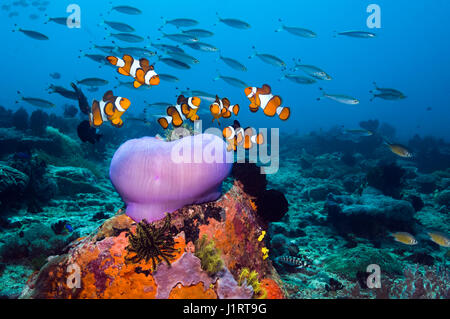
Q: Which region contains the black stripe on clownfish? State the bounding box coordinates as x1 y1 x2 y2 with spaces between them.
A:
244 84 290 120
106 54 160 88
223 120 264 152
89 90 131 128
157 100 188 129
210 96 240 125
178 95 201 122
242 127 264 150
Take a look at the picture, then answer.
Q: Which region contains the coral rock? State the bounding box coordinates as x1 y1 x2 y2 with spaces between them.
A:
20 181 285 299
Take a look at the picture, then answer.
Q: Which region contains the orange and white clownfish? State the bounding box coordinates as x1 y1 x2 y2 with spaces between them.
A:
157 95 202 129
242 126 264 150
222 120 264 151
210 95 240 125
157 104 185 129
179 95 201 122
106 54 160 89
89 90 131 128
244 84 290 121
222 120 245 151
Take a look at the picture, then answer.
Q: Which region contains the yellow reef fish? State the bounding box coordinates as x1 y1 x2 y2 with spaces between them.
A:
391 232 418 245
384 142 413 158
428 232 450 247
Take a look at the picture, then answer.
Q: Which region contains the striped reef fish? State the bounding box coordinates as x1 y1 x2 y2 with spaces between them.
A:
107 54 160 88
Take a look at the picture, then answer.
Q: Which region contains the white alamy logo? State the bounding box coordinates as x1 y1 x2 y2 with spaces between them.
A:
66 4 81 29
169 120 280 175
367 4 381 29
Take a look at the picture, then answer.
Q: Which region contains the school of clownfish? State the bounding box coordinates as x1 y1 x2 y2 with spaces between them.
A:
85 52 291 151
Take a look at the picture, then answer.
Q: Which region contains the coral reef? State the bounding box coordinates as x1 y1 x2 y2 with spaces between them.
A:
326 192 416 237
238 268 267 299
366 162 405 198
29 110 49 136
12 108 28 131
359 119 379 132
323 245 403 279
0 163 29 212
125 215 178 270
408 135 450 173
19 181 285 299
194 235 224 276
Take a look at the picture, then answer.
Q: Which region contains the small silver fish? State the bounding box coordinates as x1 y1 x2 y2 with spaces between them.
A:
250 47 285 68
281 74 316 84
151 43 184 54
159 58 190 70
214 74 248 88
76 78 109 87
146 101 172 108
45 17 67 26
182 28 214 38
166 51 199 65
337 30 376 38
109 33 145 43
216 13 250 29
276 21 316 38
370 92 407 101
111 6 142 15
164 18 198 27
158 74 180 82
317 88 359 105
116 46 155 57
13 25 48 40
294 64 332 81
219 56 247 72
370 82 406 101
91 44 117 54
161 33 198 44
184 42 218 52
101 20 135 33
17 91 54 108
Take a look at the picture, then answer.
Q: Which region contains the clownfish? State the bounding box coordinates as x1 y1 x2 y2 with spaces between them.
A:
157 95 201 129
179 95 201 122
222 120 245 151
222 120 264 151
106 54 160 88
89 90 131 128
244 84 290 121
210 95 240 125
243 127 264 150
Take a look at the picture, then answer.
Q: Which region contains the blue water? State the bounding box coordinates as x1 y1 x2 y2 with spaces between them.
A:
1 0 449 141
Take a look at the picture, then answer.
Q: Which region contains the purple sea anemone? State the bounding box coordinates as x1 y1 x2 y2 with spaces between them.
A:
110 134 233 222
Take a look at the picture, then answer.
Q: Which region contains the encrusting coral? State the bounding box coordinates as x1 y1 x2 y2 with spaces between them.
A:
194 235 224 276
238 268 267 299
19 180 286 299
125 215 179 270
